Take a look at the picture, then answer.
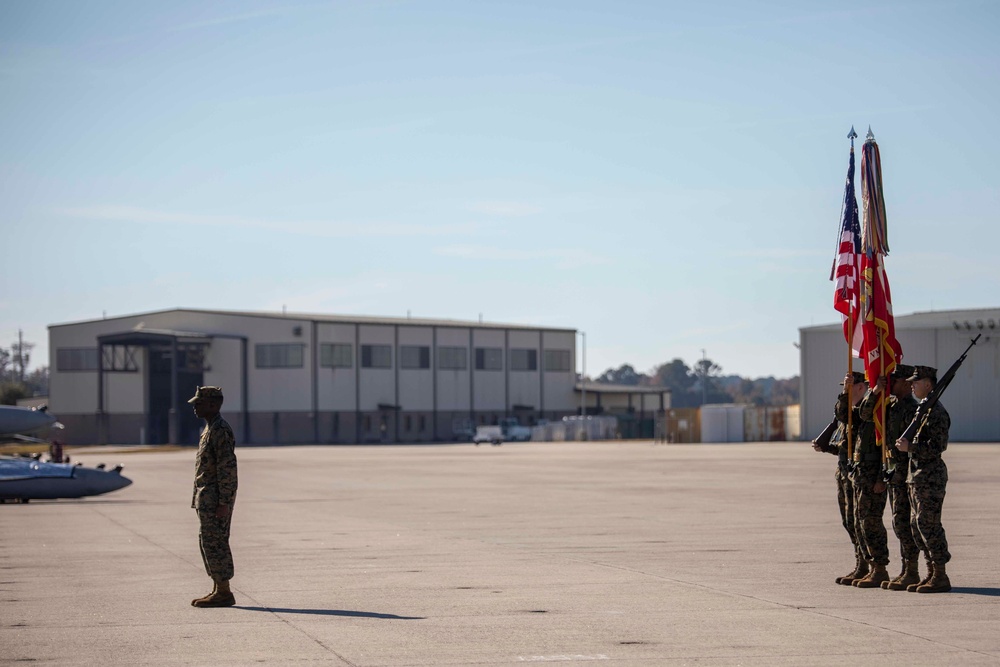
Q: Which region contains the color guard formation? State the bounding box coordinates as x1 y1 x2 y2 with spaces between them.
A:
813 365 952 594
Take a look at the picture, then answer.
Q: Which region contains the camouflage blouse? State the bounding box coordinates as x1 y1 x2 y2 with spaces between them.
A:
836 391 876 463
908 401 950 484
859 391 919 477
192 414 238 511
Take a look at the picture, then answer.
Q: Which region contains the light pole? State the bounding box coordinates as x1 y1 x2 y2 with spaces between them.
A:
578 331 587 418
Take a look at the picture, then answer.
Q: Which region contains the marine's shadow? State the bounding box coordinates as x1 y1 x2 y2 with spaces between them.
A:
237 606 424 619
950 587 1000 597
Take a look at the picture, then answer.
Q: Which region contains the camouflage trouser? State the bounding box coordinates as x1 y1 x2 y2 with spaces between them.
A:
850 463 889 566
888 483 919 561
908 463 950 565
835 465 859 556
197 509 234 582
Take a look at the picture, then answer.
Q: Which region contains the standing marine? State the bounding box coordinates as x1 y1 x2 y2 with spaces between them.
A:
189 386 239 607
896 365 952 593
813 371 868 586
859 364 919 590
844 372 889 589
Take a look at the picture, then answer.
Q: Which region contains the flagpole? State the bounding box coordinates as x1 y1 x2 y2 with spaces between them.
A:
846 126 858 462
880 328 886 466
847 303 854 462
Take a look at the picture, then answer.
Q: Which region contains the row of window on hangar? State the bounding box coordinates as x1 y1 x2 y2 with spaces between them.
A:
267 343 571 372
56 344 573 372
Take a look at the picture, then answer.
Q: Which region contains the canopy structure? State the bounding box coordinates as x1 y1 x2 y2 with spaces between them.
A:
96 329 248 445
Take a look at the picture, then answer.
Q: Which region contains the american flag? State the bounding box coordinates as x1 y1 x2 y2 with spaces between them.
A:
832 146 863 356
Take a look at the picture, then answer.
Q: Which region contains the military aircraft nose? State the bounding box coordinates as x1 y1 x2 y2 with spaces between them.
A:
73 467 133 497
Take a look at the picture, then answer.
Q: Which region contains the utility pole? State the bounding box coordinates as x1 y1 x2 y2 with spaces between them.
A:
701 348 707 406
17 329 24 383
580 331 587 417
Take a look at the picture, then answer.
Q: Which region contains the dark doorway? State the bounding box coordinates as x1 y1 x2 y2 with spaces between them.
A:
147 347 203 444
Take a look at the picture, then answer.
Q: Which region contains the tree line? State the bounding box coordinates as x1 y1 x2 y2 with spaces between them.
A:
594 357 799 408
1 334 798 409
1 334 48 405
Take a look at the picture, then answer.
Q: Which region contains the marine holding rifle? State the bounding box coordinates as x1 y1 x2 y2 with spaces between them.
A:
896 365 952 593
813 371 868 586
859 364 919 590
843 371 890 589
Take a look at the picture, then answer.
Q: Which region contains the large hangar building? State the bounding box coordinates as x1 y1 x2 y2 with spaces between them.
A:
800 308 1000 442
48 308 667 446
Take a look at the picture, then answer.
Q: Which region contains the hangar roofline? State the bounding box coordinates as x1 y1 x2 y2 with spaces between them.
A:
800 306 1000 333
576 381 671 395
49 307 576 333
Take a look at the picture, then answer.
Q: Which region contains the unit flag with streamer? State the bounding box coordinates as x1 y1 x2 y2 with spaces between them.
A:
859 127 903 455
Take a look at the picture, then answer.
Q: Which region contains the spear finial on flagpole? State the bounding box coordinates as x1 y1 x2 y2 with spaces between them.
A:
866 125 875 142
848 126 858 151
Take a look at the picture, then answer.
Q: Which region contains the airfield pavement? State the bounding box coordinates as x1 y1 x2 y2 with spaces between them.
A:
1 440 999 666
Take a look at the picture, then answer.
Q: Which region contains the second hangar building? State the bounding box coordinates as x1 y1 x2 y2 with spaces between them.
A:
799 307 1000 442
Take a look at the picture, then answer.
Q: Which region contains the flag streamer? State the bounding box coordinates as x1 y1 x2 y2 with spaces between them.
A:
860 130 890 256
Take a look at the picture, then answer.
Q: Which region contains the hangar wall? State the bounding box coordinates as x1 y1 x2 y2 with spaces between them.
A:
48 308 580 445
801 309 1000 442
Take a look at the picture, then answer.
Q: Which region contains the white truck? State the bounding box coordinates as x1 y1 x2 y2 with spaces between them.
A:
472 425 503 446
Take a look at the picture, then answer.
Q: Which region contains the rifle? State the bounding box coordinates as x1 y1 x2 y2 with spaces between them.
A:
898 334 981 444
811 419 839 453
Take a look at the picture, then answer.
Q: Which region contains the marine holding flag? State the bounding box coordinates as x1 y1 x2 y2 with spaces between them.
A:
843 371 889 588
859 364 919 590
816 136 871 587
833 129 901 591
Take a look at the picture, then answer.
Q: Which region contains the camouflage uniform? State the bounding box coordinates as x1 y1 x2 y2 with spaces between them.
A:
848 391 888 568
860 389 919 562
907 401 951 566
192 411 238 582
831 395 859 561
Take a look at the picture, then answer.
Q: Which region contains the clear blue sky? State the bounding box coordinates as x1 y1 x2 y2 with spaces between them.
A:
2 1 997 379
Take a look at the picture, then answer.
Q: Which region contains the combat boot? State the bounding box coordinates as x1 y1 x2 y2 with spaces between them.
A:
838 557 869 586
907 561 934 592
836 555 863 585
191 581 217 606
885 559 920 591
855 562 889 588
881 560 903 590
917 563 951 594
193 579 236 608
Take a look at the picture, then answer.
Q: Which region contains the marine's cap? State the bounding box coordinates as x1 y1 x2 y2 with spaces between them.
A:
187 386 224 403
841 371 868 385
907 365 937 383
891 364 915 380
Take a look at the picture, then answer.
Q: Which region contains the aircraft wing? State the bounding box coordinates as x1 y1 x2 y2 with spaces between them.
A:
0 433 52 445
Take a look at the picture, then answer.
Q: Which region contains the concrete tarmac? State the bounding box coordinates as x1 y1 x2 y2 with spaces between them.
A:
2 441 998 666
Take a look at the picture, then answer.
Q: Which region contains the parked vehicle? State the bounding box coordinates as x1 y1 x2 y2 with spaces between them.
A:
472 425 503 446
500 417 532 442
